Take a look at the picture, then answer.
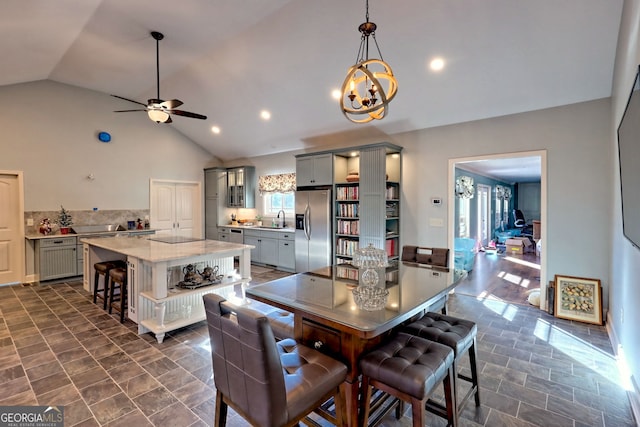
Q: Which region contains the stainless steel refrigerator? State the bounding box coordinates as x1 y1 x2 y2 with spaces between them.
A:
295 189 332 272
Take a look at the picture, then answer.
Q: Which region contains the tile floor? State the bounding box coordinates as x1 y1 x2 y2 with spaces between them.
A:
0 269 636 426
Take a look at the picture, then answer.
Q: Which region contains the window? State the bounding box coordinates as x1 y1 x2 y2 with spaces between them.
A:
264 192 295 215
258 173 296 215
458 197 470 238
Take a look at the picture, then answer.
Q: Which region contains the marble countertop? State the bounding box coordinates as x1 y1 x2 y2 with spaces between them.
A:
218 224 295 233
80 235 253 263
25 229 156 240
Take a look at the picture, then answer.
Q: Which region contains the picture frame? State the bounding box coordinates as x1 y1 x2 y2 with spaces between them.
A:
554 275 602 325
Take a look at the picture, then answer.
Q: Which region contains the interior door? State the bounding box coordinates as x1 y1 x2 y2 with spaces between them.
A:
150 183 176 236
150 180 202 238
175 184 197 237
477 184 490 246
0 173 24 285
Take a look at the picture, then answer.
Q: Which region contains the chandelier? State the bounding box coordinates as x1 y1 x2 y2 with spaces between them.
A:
340 0 398 124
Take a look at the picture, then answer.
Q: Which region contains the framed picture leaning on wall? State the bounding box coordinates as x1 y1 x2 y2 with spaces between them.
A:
554 275 603 325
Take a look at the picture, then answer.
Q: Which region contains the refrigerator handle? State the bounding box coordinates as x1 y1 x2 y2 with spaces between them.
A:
304 204 311 240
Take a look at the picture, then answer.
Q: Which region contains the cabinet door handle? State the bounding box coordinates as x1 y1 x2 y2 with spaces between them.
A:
53 240 63 244
284 243 289 246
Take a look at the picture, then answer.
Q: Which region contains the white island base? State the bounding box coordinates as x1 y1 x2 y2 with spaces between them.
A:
82 236 253 343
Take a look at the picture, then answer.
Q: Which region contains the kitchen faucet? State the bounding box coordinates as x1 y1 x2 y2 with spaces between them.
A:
277 210 285 228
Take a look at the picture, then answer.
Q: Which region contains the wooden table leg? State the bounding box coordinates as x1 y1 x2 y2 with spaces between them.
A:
344 378 359 427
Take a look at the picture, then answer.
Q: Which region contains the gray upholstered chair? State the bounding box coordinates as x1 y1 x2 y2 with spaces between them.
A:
203 293 347 427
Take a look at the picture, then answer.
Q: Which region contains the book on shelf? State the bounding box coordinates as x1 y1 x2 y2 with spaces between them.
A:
336 185 359 200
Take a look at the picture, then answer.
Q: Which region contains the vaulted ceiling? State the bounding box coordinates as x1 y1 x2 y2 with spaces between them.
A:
2 1 623 162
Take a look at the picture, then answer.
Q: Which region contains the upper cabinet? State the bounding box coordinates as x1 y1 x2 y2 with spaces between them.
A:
227 166 256 208
295 154 333 187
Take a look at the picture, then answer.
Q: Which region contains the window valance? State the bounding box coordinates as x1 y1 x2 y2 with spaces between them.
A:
258 173 296 195
455 176 475 199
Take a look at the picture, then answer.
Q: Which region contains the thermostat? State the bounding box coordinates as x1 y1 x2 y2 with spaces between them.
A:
431 197 442 206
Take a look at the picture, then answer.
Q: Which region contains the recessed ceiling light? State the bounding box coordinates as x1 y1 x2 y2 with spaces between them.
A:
350 151 358 157
430 57 445 71
260 110 271 120
211 126 221 134
331 89 342 100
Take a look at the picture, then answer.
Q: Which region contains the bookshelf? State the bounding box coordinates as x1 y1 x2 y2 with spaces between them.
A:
333 143 402 265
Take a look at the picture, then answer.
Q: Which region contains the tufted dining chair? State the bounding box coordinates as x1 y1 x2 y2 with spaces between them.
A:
203 293 347 427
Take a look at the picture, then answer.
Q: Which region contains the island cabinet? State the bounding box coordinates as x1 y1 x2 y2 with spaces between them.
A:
82 236 253 343
296 153 333 187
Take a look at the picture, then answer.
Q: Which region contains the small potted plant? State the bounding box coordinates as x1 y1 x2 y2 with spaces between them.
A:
56 205 73 234
255 215 263 227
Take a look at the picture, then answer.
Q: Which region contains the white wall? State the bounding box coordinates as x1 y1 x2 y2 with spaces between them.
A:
609 0 640 413
0 80 219 211
393 99 612 307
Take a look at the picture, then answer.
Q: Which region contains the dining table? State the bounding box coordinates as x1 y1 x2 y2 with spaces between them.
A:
245 261 467 427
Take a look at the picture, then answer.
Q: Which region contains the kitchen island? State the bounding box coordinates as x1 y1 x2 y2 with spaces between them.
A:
82 235 253 343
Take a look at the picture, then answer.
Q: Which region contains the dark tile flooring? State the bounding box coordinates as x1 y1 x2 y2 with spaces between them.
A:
0 265 636 426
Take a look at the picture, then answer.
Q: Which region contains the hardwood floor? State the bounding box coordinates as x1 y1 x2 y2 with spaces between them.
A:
454 249 542 307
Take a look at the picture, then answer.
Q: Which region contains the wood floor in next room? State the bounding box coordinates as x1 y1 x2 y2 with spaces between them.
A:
454 250 542 308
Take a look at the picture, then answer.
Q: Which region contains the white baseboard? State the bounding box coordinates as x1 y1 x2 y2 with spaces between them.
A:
606 311 640 424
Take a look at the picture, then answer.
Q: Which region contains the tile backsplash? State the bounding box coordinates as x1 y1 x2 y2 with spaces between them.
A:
25 209 150 235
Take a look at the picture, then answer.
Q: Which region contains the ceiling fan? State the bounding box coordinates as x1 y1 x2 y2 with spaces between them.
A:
112 31 207 123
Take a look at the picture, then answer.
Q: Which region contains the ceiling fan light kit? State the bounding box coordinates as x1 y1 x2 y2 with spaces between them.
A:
340 0 398 124
112 31 206 124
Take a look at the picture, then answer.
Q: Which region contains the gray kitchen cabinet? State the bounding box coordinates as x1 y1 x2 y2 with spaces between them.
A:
244 229 277 266
205 167 225 240
227 166 256 208
35 237 78 281
295 154 333 187
244 229 294 270
278 233 295 271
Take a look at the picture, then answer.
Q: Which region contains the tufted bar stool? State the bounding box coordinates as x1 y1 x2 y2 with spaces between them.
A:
359 332 456 427
402 312 480 419
93 260 126 309
108 267 128 323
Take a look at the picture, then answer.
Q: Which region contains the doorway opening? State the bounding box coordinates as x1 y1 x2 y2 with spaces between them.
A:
448 151 547 308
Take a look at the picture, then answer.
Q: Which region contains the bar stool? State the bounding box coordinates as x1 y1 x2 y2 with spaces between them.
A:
359 332 456 427
402 312 480 418
108 267 128 323
93 260 126 309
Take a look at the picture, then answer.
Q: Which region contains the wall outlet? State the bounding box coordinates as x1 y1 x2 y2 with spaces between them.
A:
26 218 34 226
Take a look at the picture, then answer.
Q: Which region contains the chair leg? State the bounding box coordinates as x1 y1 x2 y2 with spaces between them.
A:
443 365 457 427
214 392 227 427
93 270 99 303
102 272 111 310
108 280 118 314
469 338 481 407
410 396 425 427
119 286 127 323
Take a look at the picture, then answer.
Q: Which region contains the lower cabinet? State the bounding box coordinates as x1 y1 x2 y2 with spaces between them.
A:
35 237 78 281
244 229 295 271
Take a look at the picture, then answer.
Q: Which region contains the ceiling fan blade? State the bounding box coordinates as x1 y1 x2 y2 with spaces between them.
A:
111 94 147 107
170 109 207 120
114 109 147 112
161 99 183 109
